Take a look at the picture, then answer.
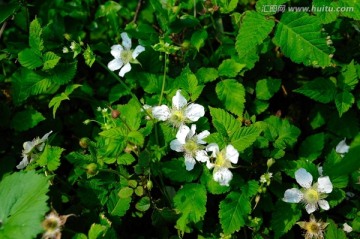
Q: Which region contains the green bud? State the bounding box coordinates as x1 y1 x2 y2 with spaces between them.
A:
146 180 153 191
85 163 98 176
79 137 90 149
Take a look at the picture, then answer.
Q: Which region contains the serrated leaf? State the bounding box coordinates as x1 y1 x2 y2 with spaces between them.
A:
218 0 238 13
312 0 339 24
10 108 45 131
174 183 207 233
264 116 300 149
161 159 202 182
137 73 163 94
18 48 43 69
29 18 44 54
230 125 262 152
196 67 218 83
128 131 144 146
49 84 81 118
0 171 49 239
236 11 275 59
99 127 128 157
190 29 208 51
255 78 281 100
209 107 242 138
294 78 336 103
325 220 347 239
176 65 203 100
88 223 107 239
339 60 358 91
118 187 134 198
338 0 360 20
120 98 141 131
49 62 77 85
108 190 131 217
135 196 151 212
335 91 354 117
200 167 230 195
117 153 135 165
42 51 61 70
218 59 246 78
273 12 334 67
0 2 20 24
216 79 245 117
299 133 324 162
83 45 95 67
38 145 64 171
270 202 302 238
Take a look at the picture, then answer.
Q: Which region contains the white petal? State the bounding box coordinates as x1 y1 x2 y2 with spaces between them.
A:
185 103 205 122
188 124 196 139
172 90 187 109
206 143 219 157
197 130 210 144
317 176 333 193
184 154 196 171
108 58 123 71
213 168 233 186
225 144 239 164
336 138 350 154
170 139 184 152
305 203 317 214
343 223 353 233
132 45 145 59
41 131 53 142
283 188 303 203
119 63 131 77
16 156 29 169
195 150 209 163
318 199 330 210
152 105 170 121
121 32 132 50
176 125 190 144
295 168 313 188
110 44 123 58
36 142 46 152
206 161 214 169
23 141 34 154
318 166 323 176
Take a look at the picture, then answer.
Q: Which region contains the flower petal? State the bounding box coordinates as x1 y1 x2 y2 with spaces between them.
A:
23 141 34 154
213 168 233 186
197 130 210 144
110 44 123 58
206 143 219 157
283 188 303 203
152 105 171 121
305 203 317 214
317 176 333 193
121 32 132 50
132 45 145 59
295 168 313 188
225 144 239 164
195 150 209 163
16 156 29 169
185 103 205 122
188 124 196 139
176 125 190 144
108 58 123 71
184 154 196 171
119 63 132 77
318 199 330 210
41 131 53 142
170 139 184 152
172 90 187 109
335 138 350 154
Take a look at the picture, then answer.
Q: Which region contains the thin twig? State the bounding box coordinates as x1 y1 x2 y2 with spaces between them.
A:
0 21 8 39
133 0 142 23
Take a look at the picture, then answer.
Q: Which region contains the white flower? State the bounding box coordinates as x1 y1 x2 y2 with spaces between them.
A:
343 223 353 233
283 168 333 214
260 172 273 186
152 90 205 127
170 124 210 171
206 143 239 186
16 131 52 169
336 138 350 157
108 32 145 77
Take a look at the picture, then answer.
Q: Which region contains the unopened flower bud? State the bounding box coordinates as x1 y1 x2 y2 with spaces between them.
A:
85 163 98 176
79 137 90 149
146 180 153 191
111 109 120 119
267 158 275 168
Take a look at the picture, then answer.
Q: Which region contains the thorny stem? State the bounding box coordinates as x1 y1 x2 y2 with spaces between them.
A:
158 53 168 106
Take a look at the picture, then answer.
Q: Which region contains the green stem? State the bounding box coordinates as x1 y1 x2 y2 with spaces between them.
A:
158 53 168 106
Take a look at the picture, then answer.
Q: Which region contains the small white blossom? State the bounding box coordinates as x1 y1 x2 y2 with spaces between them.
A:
151 90 205 127
260 172 273 186
17 131 53 169
343 223 353 233
62 47 69 53
336 138 350 157
170 124 210 171
108 32 145 77
206 143 239 186
283 168 333 214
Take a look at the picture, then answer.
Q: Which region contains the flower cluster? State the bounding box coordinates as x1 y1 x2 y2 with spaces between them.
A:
150 90 239 186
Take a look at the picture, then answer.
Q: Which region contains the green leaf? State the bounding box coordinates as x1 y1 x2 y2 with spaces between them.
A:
95 1 122 32
338 0 360 20
99 127 128 157
88 223 107 239
83 45 96 67
29 18 44 54
161 159 202 182
49 62 77 85
339 60 358 91
38 145 64 171
256 78 281 100
298 133 324 162
218 59 246 78
18 48 43 69
256 0 290 16
196 67 218 84
137 73 163 94
127 131 144 146
200 167 230 195
120 98 141 131
209 107 242 138
72 233 88 239
236 11 275 59
174 183 207 233
118 187 134 198
230 125 262 152
10 108 45 131
218 0 238 13
335 91 355 117
325 220 347 239
0 2 21 24
190 29 208 52
294 78 336 103
117 153 135 165
273 12 334 67
176 65 204 101
108 84 131 103
108 190 131 217
0 171 49 239
270 202 302 239
135 196 151 212
42 51 61 70
216 79 246 117
312 0 339 24
49 84 82 118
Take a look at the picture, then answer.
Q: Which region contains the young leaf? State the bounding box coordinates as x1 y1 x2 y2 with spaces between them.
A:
236 11 275 59
0 171 49 239
174 183 207 233
10 108 45 131
191 29 208 52
29 18 44 54
216 79 245 117
135 196 151 212
335 91 355 117
108 190 131 217
270 202 302 238
294 78 336 103
88 224 107 239
42 51 61 70
298 133 324 162
218 59 246 78
338 60 358 91
117 153 135 165
255 78 281 100
83 45 96 67
273 12 334 67
18 48 43 69
218 0 238 13
38 145 64 171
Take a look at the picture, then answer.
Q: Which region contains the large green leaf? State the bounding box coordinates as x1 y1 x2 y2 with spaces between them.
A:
0 171 49 239
42 51 61 70
18 48 43 70
339 0 360 20
335 91 354 117
230 125 262 152
209 107 242 138
38 145 64 171
218 59 246 78
10 108 45 131
273 12 334 67
255 78 281 100
216 79 246 117
270 202 302 239
29 18 44 54
325 220 347 239
294 78 336 103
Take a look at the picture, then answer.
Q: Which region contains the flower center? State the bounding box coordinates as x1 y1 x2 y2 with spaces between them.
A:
306 221 320 234
120 50 132 64
304 188 319 204
43 217 60 231
183 139 199 154
169 110 186 127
